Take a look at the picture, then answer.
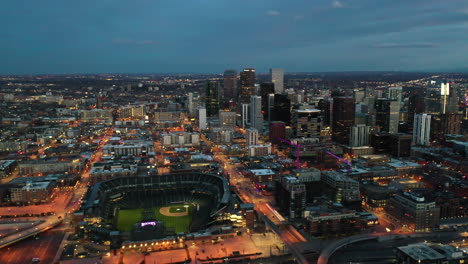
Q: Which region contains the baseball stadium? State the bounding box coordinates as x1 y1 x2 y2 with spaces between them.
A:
80 173 230 239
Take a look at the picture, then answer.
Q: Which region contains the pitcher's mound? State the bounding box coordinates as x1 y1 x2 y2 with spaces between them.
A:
159 206 188 217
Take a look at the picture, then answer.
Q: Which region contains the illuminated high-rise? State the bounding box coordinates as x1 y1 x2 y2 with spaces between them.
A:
240 68 256 103
223 70 238 101
270 68 284 94
205 81 220 117
250 96 263 132
413 113 431 146
332 96 355 145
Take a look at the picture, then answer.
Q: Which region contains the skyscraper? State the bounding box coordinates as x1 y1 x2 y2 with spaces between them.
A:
270 121 286 144
375 99 399 134
240 68 256 103
272 94 291 124
205 81 220 117
430 113 462 142
198 108 207 130
413 113 431 146
241 103 249 128
260 83 275 119
250 96 263 132
350 124 370 147
407 94 426 130
332 96 355 145
223 70 238 101
270 68 284 94
291 109 322 138
387 86 403 102
187 92 194 114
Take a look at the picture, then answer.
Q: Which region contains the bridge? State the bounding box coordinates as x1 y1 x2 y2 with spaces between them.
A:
0 217 63 249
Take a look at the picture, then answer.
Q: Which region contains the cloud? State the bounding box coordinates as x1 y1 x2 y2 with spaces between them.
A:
266 10 280 16
459 8 468 15
293 14 304 20
369 42 439 48
332 0 345 8
112 38 159 45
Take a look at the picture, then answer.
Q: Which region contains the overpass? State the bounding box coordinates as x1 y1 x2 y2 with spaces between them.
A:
317 232 437 264
0 218 63 249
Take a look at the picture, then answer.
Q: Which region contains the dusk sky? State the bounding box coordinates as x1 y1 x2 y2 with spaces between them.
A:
2 0 468 74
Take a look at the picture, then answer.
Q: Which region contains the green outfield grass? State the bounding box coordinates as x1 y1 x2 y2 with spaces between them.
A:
169 205 188 214
116 208 143 232
116 204 193 233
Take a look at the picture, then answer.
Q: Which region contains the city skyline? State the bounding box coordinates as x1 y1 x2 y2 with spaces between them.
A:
2 0 468 74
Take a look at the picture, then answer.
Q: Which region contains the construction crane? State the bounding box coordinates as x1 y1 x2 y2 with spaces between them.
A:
326 151 352 176
277 138 302 169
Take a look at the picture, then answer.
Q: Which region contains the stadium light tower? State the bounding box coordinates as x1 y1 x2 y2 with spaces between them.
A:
277 138 302 169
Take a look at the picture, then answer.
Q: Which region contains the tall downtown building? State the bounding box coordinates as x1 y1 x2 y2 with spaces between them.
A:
332 96 355 145
223 70 238 101
205 81 220 117
413 113 431 146
375 99 400 134
240 68 256 103
250 96 263 132
270 68 284 94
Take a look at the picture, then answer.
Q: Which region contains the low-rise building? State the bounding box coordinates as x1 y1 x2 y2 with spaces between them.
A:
0 160 17 178
161 132 200 147
386 192 440 232
247 169 277 184
10 181 55 204
396 243 468 264
305 207 361 237
275 176 306 220
247 144 272 157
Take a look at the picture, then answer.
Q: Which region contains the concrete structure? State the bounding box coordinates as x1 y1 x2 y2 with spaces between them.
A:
102 141 154 156
80 109 113 121
250 96 263 132
247 169 276 183
223 69 238 101
386 192 440 232
118 105 145 119
276 176 306 220
0 160 17 179
11 181 54 204
198 108 207 130
332 96 355 145
269 121 286 144
248 144 272 157
241 103 249 128
396 243 468 264
413 113 431 146
350 124 370 147
219 111 237 127
291 109 322 138
161 132 200 147
240 68 256 103
375 99 400 134
205 81 220 117
270 68 284 94
306 207 361 237
322 171 360 203
246 128 259 146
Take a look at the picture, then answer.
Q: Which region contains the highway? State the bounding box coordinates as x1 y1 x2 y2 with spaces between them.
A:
0 126 114 250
